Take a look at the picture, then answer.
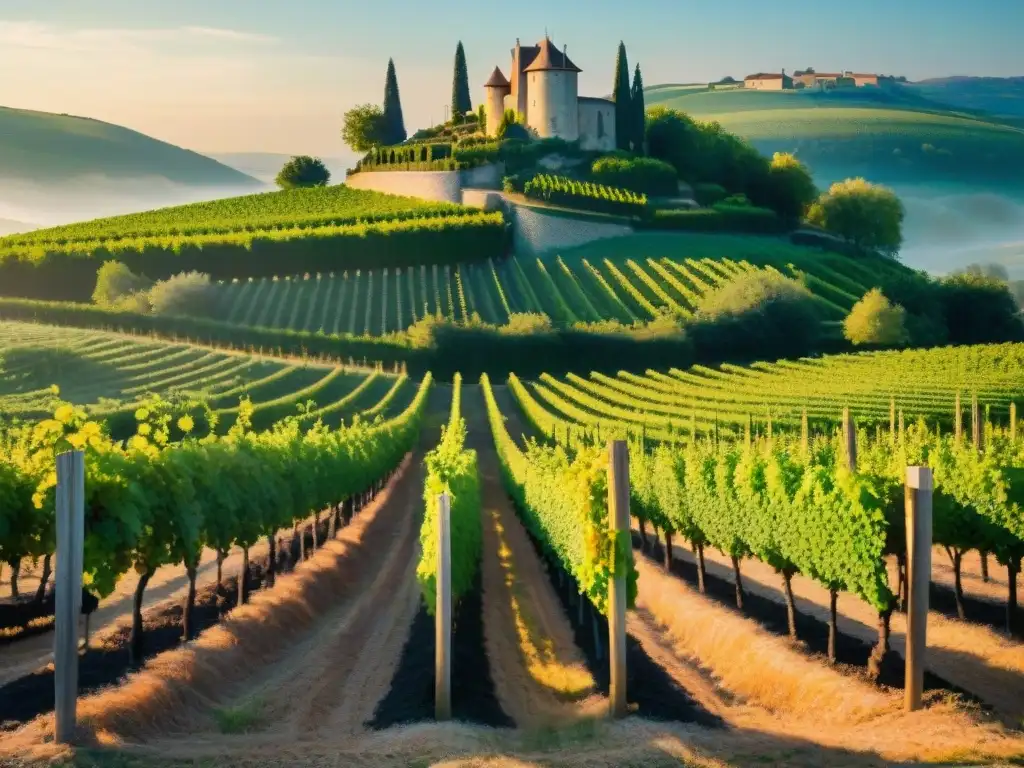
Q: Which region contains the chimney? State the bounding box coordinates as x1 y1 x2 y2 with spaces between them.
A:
782 68 786 76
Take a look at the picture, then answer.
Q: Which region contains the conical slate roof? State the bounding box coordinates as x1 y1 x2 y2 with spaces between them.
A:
484 66 511 88
523 37 581 73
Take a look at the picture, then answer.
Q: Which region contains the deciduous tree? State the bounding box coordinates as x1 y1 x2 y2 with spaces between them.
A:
341 104 386 152
806 178 905 258
843 289 909 346
275 156 330 190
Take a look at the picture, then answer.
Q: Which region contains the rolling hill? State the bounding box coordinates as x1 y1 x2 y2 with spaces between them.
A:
908 76 1024 119
643 84 1024 189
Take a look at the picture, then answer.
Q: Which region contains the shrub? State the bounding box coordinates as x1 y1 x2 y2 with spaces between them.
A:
692 183 728 206
843 289 908 346
720 193 750 207
275 156 330 190
938 273 1024 344
590 156 678 196
689 271 823 361
760 152 818 222
92 261 152 307
149 272 219 317
806 178 905 258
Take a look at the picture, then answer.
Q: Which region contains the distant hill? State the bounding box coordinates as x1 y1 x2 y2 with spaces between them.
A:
906 76 1024 119
643 84 1024 189
0 106 261 186
0 218 37 236
209 152 358 186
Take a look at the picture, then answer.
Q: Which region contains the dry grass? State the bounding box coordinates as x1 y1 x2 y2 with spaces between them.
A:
632 554 1024 763
634 555 893 723
0 453 416 758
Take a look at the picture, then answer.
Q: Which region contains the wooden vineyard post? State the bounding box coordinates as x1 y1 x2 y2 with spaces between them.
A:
971 394 982 451
904 467 933 713
607 441 630 719
954 392 963 443
842 407 857 471
435 493 452 721
55 451 85 744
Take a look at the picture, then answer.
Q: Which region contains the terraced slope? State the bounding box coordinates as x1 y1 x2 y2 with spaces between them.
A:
0 322 407 428
505 343 1024 442
208 233 903 335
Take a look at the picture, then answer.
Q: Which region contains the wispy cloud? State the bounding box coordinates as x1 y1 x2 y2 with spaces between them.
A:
0 21 277 53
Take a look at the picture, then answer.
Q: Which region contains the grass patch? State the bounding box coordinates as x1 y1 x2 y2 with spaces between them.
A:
213 699 265 734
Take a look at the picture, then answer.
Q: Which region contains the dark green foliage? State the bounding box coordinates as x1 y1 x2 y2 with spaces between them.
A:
636 205 789 235
451 42 473 118
382 58 407 145
631 63 646 154
523 174 647 216
356 143 458 172
689 271 824 361
590 156 676 196
612 42 632 151
939 273 1024 344
275 156 330 190
0 214 508 302
757 153 818 222
691 183 728 206
341 104 387 152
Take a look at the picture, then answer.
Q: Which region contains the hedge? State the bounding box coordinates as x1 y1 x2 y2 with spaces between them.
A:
0 298 422 369
590 156 679 197
636 205 790 235
0 213 509 302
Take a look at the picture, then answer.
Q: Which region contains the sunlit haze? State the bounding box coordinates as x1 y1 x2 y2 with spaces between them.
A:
2 0 1021 157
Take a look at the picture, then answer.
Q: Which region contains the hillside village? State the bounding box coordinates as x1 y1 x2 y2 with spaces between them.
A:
740 69 903 90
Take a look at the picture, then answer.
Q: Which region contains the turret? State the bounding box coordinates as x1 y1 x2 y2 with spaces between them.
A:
483 67 511 138
523 37 580 140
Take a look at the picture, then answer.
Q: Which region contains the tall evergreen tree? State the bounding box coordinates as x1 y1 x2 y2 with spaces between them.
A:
451 41 473 119
631 62 646 154
382 58 406 144
612 41 632 151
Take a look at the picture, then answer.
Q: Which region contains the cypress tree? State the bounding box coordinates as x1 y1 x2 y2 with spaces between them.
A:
631 62 646 154
382 58 406 145
451 41 473 119
612 41 632 151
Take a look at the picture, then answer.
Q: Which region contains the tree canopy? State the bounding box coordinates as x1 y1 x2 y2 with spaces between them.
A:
382 58 407 144
274 155 330 190
341 104 386 152
843 289 909 347
451 42 472 118
806 178 905 258
630 63 646 154
761 152 818 222
612 42 632 152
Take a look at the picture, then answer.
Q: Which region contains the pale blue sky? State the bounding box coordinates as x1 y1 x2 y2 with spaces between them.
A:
1 0 1019 156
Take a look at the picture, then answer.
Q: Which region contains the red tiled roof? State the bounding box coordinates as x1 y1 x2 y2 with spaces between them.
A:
484 66 510 88
523 37 581 73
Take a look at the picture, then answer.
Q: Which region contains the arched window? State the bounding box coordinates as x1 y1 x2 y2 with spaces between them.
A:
597 110 605 139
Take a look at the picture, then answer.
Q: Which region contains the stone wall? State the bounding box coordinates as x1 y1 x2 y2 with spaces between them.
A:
344 162 503 203
461 189 505 211
510 203 633 256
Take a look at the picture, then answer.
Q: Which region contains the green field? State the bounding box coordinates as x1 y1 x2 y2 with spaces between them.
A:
0 106 261 187
1 185 469 246
0 321 409 430
204 233 908 335
644 85 1024 186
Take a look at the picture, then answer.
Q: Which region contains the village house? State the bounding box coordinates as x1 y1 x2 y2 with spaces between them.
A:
744 69 880 91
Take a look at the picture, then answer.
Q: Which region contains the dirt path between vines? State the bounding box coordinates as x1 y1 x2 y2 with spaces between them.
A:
655 534 1024 724
203 385 452 738
463 384 606 728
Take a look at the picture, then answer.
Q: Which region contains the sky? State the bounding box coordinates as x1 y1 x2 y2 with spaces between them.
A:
0 0 1020 158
